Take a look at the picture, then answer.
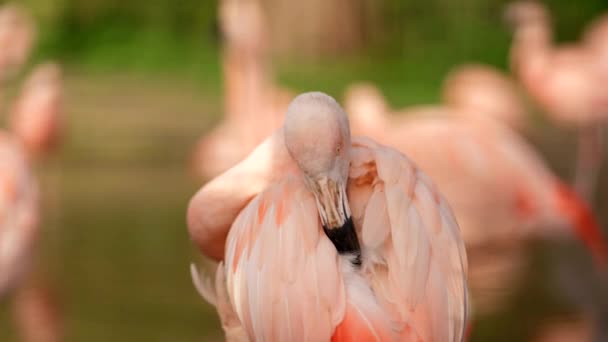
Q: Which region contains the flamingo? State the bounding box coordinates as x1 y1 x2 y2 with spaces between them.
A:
0 66 63 337
192 0 293 180
188 92 469 341
0 3 35 81
0 4 63 339
504 0 608 201
343 82 608 315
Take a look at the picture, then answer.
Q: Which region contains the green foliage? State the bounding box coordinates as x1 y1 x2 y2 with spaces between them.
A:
15 0 607 77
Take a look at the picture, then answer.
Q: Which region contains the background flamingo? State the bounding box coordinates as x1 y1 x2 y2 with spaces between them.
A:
0 77 63 342
344 83 608 317
191 0 293 180
505 1 608 202
189 92 468 341
0 5 64 339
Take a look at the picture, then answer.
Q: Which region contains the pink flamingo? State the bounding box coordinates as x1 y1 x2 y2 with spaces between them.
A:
0 5 63 340
189 92 468 341
192 0 293 180
504 1 608 201
0 3 35 81
343 82 608 315
0 64 63 340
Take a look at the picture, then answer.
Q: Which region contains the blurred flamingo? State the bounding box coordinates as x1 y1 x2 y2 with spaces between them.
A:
189 92 468 341
505 1 608 201
0 3 35 81
0 63 63 340
0 4 63 340
10 62 63 158
344 82 608 315
192 0 293 180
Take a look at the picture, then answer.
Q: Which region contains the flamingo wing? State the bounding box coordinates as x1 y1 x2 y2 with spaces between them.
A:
223 175 347 342
349 137 468 342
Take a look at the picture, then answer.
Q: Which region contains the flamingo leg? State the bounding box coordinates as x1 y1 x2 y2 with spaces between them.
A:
574 125 604 204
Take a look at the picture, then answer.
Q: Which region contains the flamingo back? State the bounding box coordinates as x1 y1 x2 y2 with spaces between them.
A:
349 137 468 342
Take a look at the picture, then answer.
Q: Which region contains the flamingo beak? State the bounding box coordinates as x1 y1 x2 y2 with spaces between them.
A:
311 177 361 265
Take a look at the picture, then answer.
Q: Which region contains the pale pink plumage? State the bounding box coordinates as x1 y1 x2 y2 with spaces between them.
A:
192 0 293 179
345 86 608 314
189 93 468 341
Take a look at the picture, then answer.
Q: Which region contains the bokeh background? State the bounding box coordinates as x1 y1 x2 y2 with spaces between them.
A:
1 0 608 341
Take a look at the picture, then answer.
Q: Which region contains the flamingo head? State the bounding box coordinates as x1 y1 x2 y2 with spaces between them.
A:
284 92 360 263
0 3 36 78
504 1 549 27
219 0 266 51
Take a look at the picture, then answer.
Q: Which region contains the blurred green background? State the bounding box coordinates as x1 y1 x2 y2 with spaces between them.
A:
1 0 608 341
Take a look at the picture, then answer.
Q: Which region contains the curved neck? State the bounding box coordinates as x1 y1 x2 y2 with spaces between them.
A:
511 22 552 82
187 130 296 261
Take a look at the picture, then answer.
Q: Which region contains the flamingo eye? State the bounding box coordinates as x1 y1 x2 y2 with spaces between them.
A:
336 144 341 154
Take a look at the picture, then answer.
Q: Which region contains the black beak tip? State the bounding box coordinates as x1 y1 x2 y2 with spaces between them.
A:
323 217 362 266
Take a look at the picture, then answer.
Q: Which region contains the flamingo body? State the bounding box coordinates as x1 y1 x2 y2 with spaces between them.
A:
189 93 468 341
221 137 468 341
